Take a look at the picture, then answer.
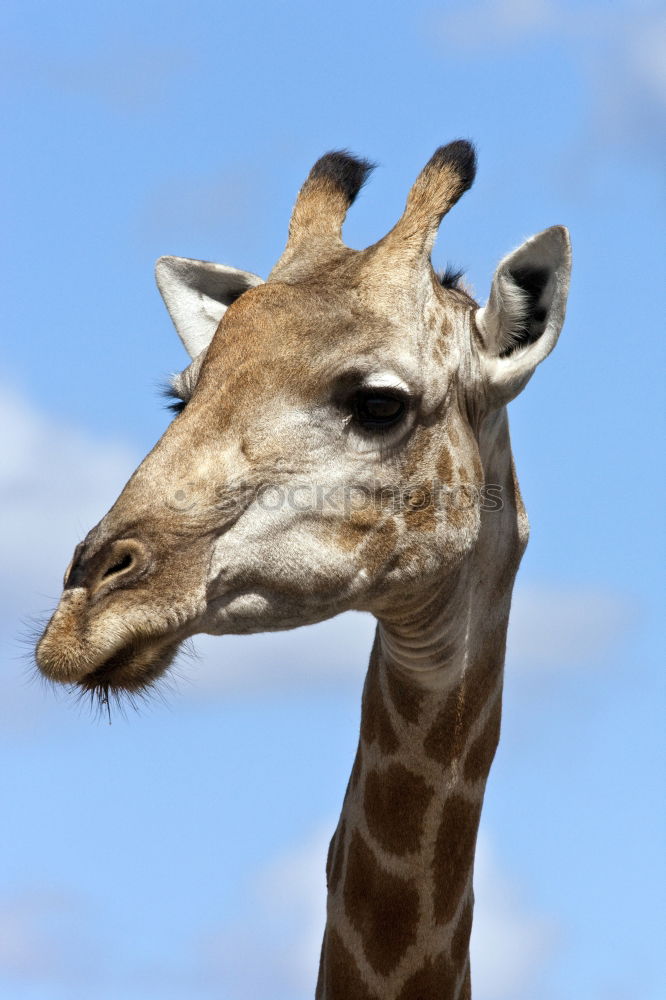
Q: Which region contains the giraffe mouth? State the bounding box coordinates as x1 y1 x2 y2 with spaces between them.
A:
75 633 182 700
35 587 193 704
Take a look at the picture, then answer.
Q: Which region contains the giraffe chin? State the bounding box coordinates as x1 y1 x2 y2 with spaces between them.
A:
75 635 182 697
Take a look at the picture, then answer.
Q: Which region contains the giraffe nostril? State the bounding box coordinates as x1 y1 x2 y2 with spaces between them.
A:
63 538 150 593
101 552 134 580
93 539 150 592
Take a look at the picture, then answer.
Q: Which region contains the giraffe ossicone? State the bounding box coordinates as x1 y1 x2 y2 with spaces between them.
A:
36 140 571 999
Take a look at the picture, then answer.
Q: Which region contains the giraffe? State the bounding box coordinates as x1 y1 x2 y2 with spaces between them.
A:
35 141 571 999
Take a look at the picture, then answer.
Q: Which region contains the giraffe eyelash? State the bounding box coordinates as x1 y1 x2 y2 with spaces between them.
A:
160 382 188 414
161 350 209 416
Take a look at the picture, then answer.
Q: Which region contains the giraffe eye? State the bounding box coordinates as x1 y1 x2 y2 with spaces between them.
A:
352 390 407 431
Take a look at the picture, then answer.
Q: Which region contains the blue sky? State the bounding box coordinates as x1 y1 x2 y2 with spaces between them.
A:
1 1 664 997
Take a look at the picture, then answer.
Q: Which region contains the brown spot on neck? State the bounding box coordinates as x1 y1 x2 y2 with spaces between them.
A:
423 627 504 768
316 928 377 1000
343 831 420 976
463 693 502 783
360 640 399 755
433 793 482 924
386 666 425 724
364 762 432 856
395 951 458 1000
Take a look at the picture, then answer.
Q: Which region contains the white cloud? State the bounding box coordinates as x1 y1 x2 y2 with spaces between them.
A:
0 887 95 985
204 823 553 1000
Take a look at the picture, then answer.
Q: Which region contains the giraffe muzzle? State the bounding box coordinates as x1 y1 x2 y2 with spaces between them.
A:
35 535 190 692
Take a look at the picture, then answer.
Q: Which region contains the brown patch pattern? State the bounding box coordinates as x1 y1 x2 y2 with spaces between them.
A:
360 518 399 576
424 637 502 767
364 763 432 856
386 668 424 724
403 427 432 481
343 831 419 976
433 794 482 924
394 952 457 1000
463 695 502 783
317 929 377 1000
336 506 382 552
403 483 437 532
445 483 479 529
360 649 399 755
422 687 460 769
437 445 453 484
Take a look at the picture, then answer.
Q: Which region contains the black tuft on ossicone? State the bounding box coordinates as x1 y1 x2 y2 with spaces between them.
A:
309 150 376 205
428 139 477 192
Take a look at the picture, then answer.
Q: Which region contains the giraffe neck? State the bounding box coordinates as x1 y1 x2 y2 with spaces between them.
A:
317 409 525 1000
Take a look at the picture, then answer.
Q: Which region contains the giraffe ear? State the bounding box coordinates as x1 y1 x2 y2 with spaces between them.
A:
155 256 264 360
475 226 571 405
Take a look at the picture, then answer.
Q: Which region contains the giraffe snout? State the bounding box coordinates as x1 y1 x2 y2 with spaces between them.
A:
36 535 175 687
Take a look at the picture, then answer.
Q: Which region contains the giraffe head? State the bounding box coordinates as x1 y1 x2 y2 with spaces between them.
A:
35 141 570 701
